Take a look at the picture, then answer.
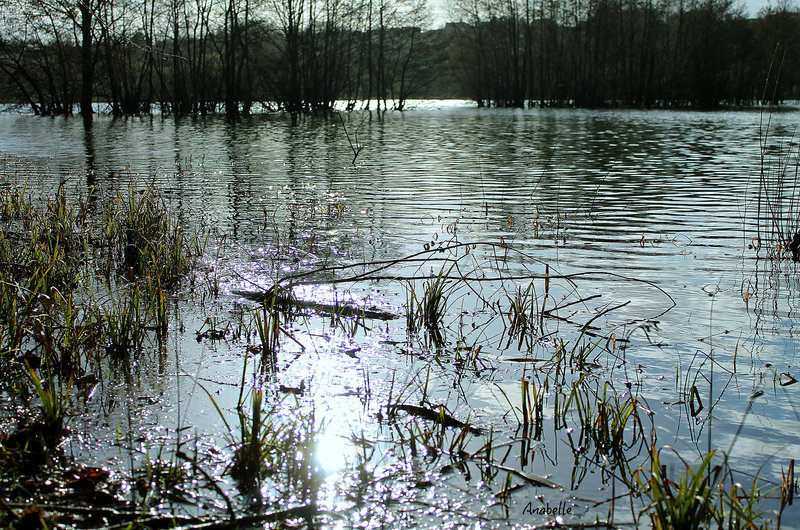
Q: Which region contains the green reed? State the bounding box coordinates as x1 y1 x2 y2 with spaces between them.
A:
25 362 73 440
636 446 718 529
106 185 205 285
406 264 453 347
100 282 147 358
633 443 792 529
502 282 538 350
0 180 208 461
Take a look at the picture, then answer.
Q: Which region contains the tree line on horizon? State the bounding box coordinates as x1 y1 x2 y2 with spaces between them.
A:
0 0 798 118
454 0 800 108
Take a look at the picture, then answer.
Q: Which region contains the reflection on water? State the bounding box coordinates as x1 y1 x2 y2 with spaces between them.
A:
1 105 799 526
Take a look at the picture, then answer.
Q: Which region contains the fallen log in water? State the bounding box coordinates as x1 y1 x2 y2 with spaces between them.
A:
233 289 398 321
388 403 483 435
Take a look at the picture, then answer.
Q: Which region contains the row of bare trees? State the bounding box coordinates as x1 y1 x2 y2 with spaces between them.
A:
1 0 799 115
0 0 430 117
448 0 800 107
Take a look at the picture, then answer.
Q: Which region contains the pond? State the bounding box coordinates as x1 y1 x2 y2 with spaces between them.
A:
1 102 799 527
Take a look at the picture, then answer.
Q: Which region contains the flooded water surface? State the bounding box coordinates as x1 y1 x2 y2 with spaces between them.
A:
1 104 799 527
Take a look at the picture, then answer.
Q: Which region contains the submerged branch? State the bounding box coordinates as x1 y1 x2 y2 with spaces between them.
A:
388 403 483 435
234 241 675 328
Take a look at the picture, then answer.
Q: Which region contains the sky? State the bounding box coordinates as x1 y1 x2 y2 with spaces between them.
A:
743 0 783 16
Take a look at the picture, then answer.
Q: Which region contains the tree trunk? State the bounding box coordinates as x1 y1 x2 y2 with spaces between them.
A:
79 0 94 120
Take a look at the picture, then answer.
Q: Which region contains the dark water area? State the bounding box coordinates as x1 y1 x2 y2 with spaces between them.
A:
1 103 799 527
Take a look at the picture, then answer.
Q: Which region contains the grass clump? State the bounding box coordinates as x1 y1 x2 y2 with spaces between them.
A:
635 446 793 529
252 286 296 361
103 185 206 286
0 180 206 448
205 379 317 496
636 447 718 529
0 178 213 526
25 362 72 440
406 265 453 347
502 282 539 350
230 388 276 488
100 283 147 357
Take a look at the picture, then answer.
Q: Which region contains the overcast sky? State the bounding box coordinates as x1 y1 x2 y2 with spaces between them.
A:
743 0 781 16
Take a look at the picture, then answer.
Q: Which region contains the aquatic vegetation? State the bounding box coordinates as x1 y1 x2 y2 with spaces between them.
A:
42 290 99 370
251 288 294 363
25 363 72 439
146 273 169 337
634 446 792 529
752 100 800 263
501 282 539 350
100 282 148 358
0 273 38 361
562 379 649 477
136 453 187 506
405 264 453 347
229 388 277 488
204 374 319 499
636 447 718 529
105 185 206 285
520 377 543 438
0 180 202 429
0 182 33 221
